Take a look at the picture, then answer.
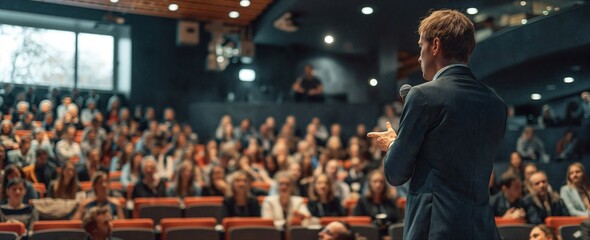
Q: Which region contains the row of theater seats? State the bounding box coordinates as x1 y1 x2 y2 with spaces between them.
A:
0 216 386 240
495 216 588 240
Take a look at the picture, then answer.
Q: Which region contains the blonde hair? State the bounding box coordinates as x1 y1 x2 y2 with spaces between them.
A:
418 9 475 62
567 162 590 189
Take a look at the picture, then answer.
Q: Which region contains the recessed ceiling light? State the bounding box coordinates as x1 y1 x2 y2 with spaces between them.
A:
239 69 256 81
521 19 528 24
520 1 527 6
229 11 240 18
240 0 251 7
369 79 378 86
168 3 179 11
361 7 374 15
531 93 542 100
542 11 549 15
324 35 334 44
564 77 575 83
466 8 478 15
216 56 225 63
110 0 119 3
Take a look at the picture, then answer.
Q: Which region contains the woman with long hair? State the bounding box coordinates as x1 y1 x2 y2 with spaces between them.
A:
110 142 134 172
201 165 227 197
2 164 38 203
120 151 144 189
560 162 590 216
307 173 345 217
72 171 124 220
261 171 311 228
167 161 200 198
47 161 82 199
222 170 260 217
353 170 399 237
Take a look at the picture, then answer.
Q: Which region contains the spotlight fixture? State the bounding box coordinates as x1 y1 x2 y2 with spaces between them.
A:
521 18 528 24
361 7 374 15
324 35 334 44
520 1 527 6
466 8 478 15
110 0 119 3
369 79 378 86
229 11 240 18
240 0 251 7
564 77 574 83
168 3 179 11
531 93 542 100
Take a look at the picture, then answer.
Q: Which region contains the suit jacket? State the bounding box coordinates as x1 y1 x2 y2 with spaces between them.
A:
489 192 526 217
523 192 569 224
560 185 590 216
384 66 506 240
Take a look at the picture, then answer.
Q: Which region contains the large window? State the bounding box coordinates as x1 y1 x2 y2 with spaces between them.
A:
0 24 114 90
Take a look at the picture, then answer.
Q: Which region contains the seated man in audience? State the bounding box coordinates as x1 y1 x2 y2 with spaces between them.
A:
318 220 356 240
23 149 57 187
82 206 123 240
524 171 569 224
7 135 34 167
56 125 82 165
73 172 124 220
489 173 526 219
517 126 549 162
131 156 167 199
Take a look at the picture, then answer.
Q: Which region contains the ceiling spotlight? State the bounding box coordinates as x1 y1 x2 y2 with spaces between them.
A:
520 1 527 6
110 0 119 3
542 10 549 15
361 7 374 15
531 93 542 100
229 11 240 18
168 3 179 11
216 56 225 63
564 77 575 83
521 19 528 24
369 79 378 86
466 8 478 15
240 0 251 7
324 35 334 44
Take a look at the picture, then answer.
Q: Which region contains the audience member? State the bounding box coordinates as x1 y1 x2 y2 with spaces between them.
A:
201 165 227 197
560 162 590 216
556 129 580 160
503 152 524 179
2 164 38 203
262 171 311 228
47 161 82 199
78 148 108 182
318 220 357 240
0 120 19 151
7 135 33 167
167 161 200 198
524 163 539 195
524 171 569 224
377 104 399 132
131 157 166 199
0 178 38 230
353 170 399 237
307 173 345 218
120 151 143 189
529 224 555 240
222 170 260 218
82 206 123 240
292 64 324 102
23 149 56 187
15 112 35 130
489 173 526 219
537 105 559 128
35 100 52 121
517 126 549 162
72 171 124 220
55 125 82 165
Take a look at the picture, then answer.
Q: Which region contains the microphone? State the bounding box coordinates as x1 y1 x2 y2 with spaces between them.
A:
399 84 412 102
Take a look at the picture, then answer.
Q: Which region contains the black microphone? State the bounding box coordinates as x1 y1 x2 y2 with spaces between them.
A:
399 84 412 102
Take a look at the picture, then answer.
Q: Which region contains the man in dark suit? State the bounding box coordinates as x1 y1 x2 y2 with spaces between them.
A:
368 10 507 239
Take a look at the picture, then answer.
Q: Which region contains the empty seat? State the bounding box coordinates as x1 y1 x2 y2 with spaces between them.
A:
545 216 588 232
32 220 83 232
497 224 534 240
0 222 25 240
112 218 155 240
133 198 182 225
288 226 321 240
222 217 275 240
185 204 223 223
160 218 217 240
388 223 404 240
560 224 583 240
109 171 122 182
228 226 281 240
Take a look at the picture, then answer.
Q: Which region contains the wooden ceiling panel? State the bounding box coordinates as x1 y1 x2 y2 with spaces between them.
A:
33 0 274 25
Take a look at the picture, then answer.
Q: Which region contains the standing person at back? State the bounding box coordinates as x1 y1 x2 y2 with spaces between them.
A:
292 64 324 103
368 9 507 239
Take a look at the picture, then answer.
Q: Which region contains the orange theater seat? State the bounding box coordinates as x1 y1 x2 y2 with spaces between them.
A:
32 220 83 232
495 217 526 226
0 222 25 237
222 218 275 240
33 183 46 198
109 171 122 181
160 218 217 240
110 182 124 192
184 196 223 205
14 130 32 138
319 216 372 226
251 181 271 192
112 218 154 229
133 198 181 218
81 181 93 192
545 216 588 232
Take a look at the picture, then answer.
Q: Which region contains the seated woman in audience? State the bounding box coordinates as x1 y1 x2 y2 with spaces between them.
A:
262 171 311 229
2 164 38 203
353 170 399 237
120 151 144 189
110 142 134 172
222 170 260 218
503 152 524 179
77 148 108 182
131 156 166 199
560 162 590 216
72 171 124 220
201 165 227 197
529 224 555 240
0 178 38 230
47 161 82 199
0 120 19 151
167 161 200 198
307 173 346 217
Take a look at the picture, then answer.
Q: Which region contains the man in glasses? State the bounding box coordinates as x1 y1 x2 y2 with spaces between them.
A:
82 206 122 240
318 221 356 240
